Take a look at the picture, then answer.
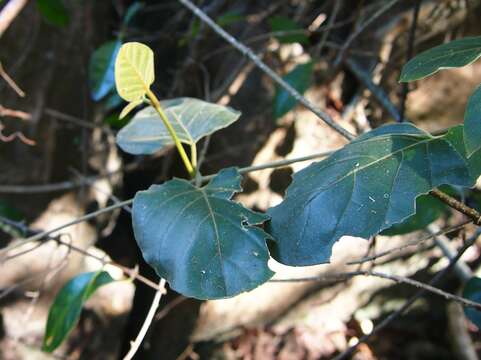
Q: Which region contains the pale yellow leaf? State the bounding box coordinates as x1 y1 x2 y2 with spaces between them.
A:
119 99 143 119
115 42 155 102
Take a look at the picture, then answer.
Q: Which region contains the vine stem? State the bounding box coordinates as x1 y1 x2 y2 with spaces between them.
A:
430 188 481 224
123 278 167 360
146 89 196 178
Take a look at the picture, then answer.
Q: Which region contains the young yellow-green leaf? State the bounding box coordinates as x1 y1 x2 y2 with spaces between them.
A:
116 98 241 155
119 98 143 119
42 271 115 353
464 85 481 157
400 36 481 82
133 168 273 299
268 123 472 266
115 42 154 102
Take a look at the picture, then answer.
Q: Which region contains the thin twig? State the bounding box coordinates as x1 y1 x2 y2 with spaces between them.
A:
0 104 31 120
332 228 481 360
176 0 355 140
0 61 25 96
123 278 167 360
399 0 422 122
271 270 481 310
333 0 400 67
0 0 29 38
347 220 472 265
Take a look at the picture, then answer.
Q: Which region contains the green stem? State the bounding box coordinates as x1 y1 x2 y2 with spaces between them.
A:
145 89 196 178
190 143 197 170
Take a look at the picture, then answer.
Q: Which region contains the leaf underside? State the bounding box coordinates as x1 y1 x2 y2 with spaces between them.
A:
132 168 273 299
267 123 473 266
116 98 241 155
43 271 114 352
115 42 154 102
400 36 481 82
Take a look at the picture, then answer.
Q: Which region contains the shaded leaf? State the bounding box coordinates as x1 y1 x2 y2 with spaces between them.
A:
132 168 273 299
442 125 481 182
400 36 481 82
122 2 143 27
268 123 472 266
104 92 125 111
116 98 241 155
464 85 481 157
274 62 313 119
36 0 69 27
115 42 154 102
463 277 481 328
42 271 114 352
269 16 308 44
89 40 122 101
381 194 448 236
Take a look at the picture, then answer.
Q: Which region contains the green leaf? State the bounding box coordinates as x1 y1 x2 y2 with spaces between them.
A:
119 99 143 119
115 42 154 102
268 123 472 266
463 277 481 328
381 194 448 236
103 91 125 111
89 40 122 101
122 2 144 27
132 168 273 299
42 271 115 352
442 125 481 182
400 36 481 82
269 16 308 44
274 62 313 119
464 85 481 157
36 0 69 27
116 97 241 155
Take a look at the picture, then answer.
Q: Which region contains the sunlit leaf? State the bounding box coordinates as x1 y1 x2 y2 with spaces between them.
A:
464 85 481 157
274 62 313 119
36 0 69 27
133 168 273 299
89 40 122 101
463 277 481 328
115 42 154 102
268 123 472 266
42 271 115 352
400 36 481 82
116 97 241 155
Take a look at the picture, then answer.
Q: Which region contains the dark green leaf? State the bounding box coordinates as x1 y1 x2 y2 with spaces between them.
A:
36 0 69 27
400 36 481 82
464 85 481 157
442 125 481 182
274 62 313 119
463 277 481 328
381 194 448 236
268 123 472 266
42 271 115 352
132 168 273 299
269 16 308 44
116 98 241 155
89 41 122 101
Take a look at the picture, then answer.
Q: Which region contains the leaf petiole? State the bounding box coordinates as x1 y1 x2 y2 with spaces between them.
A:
145 89 196 178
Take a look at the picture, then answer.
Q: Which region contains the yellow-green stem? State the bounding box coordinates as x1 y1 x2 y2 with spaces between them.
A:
145 90 196 178
190 143 197 170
